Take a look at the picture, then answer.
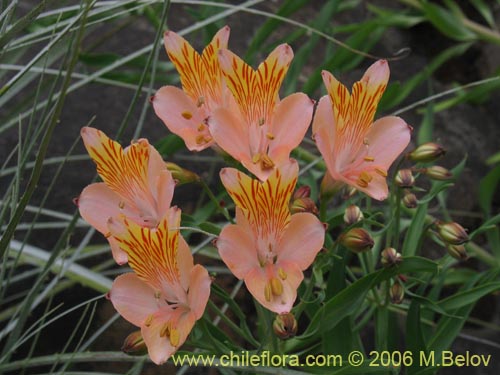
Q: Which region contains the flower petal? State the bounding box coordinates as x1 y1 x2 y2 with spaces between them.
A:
245 263 303 314
142 307 195 365
80 127 162 223
210 107 251 165
78 183 130 264
220 161 297 230
152 86 213 151
312 95 338 178
164 27 229 109
364 115 411 169
217 209 259 279
187 264 211 319
109 273 161 327
107 212 182 292
218 44 292 126
276 212 325 270
269 93 314 167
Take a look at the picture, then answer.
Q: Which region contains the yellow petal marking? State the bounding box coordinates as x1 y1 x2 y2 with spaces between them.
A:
84 129 152 212
223 167 297 240
111 213 181 289
165 27 228 110
221 46 292 126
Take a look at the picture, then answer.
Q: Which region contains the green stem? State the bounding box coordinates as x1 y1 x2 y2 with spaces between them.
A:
199 179 233 223
393 187 402 248
207 300 259 347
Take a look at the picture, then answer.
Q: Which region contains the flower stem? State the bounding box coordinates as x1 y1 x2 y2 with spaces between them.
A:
198 179 233 223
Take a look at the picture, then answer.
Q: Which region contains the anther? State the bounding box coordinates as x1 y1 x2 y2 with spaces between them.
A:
181 111 192 119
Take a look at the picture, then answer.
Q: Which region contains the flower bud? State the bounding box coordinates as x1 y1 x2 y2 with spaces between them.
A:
446 244 469 261
273 312 298 340
437 221 469 245
293 185 311 200
340 228 374 253
402 191 418 208
320 174 344 201
290 197 319 215
395 169 415 188
343 205 364 225
423 166 452 181
390 281 405 304
381 247 402 267
408 142 446 163
165 162 200 185
122 330 147 356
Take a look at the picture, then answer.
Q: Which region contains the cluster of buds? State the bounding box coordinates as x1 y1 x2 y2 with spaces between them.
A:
121 330 147 356
407 142 446 163
395 169 415 188
343 205 364 226
290 186 319 215
340 228 374 253
273 312 298 340
402 191 418 209
381 247 402 267
435 221 469 261
166 162 200 185
390 280 405 304
420 165 453 181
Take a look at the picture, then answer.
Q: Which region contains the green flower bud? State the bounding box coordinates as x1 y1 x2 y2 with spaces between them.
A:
340 228 374 253
408 142 446 163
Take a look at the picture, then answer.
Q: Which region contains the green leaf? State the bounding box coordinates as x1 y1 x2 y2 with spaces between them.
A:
401 202 428 257
478 164 500 216
420 2 476 41
470 0 496 28
154 134 185 157
286 257 438 351
437 282 500 311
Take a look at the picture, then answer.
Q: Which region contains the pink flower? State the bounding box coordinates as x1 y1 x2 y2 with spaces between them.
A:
216 160 325 313
152 26 235 151
210 45 314 182
78 127 174 264
312 60 411 200
107 209 211 365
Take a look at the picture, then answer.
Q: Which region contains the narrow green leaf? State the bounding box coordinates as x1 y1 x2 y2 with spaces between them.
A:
437 282 500 311
420 2 476 41
478 164 500 216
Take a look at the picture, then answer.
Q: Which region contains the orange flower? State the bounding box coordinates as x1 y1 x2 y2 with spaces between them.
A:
152 26 235 151
210 45 314 181
78 127 174 264
216 160 325 313
312 60 411 200
107 210 211 364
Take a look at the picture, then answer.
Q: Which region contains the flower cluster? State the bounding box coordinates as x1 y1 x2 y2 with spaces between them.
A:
77 26 411 365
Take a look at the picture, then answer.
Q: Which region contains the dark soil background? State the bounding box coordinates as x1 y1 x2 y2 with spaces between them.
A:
2 1 500 374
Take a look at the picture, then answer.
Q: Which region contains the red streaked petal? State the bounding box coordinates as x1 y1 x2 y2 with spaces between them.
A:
164 30 205 102
107 212 181 290
312 95 338 177
218 44 293 126
220 161 297 232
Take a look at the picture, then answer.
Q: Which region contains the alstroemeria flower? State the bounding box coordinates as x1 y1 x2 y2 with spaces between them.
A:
107 209 211 365
78 127 174 264
312 60 411 200
216 160 325 313
152 26 235 151
210 45 314 182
